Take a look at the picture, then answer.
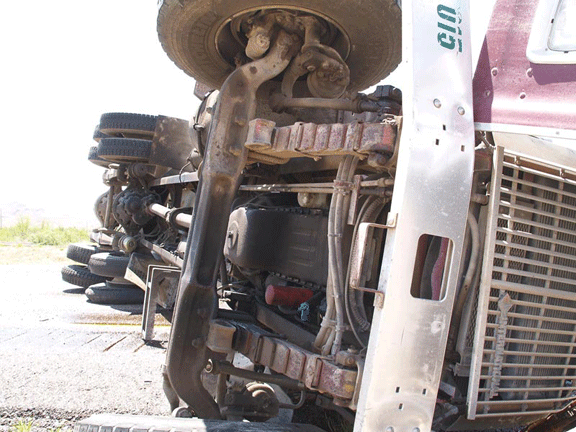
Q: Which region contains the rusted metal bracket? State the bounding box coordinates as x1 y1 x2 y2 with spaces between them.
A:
206 319 358 402
142 265 180 341
165 31 297 419
149 116 197 172
245 118 398 164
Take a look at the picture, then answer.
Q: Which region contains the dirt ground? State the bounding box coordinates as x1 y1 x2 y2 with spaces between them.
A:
0 248 172 432
0 245 71 265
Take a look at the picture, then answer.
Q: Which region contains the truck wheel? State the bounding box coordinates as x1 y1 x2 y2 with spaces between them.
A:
98 112 158 137
88 146 110 167
61 265 108 288
93 191 119 229
157 0 401 92
92 126 108 143
66 243 100 265
97 138 152 163
85 281 145 305
88 252 130 278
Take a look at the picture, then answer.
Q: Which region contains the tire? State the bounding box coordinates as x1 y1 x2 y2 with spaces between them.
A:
92 126 108 143
85 281 145 305
88 146 110 167
157 0 401 92
88 252 130 278
98 112 158 137
66 243 100 265
61 265 108 288
97 137 152 163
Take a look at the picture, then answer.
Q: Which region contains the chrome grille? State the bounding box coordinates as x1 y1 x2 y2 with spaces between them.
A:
468 147 576 419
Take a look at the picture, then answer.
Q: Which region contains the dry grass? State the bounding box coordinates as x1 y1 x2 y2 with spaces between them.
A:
0 217 88 265
0 245 73 265
9 419 33 432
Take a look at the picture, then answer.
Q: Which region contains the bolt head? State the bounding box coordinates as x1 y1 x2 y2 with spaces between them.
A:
191 337 205 348
457 106 465 115
433 98 442 108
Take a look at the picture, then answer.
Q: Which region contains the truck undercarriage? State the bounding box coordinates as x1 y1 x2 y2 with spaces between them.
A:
63 0 576 431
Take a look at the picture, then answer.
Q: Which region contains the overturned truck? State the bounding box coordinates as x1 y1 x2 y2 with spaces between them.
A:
68 0 576 430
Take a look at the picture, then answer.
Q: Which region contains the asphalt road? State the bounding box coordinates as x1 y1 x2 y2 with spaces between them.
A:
0 264 172 431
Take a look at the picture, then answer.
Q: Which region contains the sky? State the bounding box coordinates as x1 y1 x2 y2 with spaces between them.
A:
0 1 199 227
0 0 494 228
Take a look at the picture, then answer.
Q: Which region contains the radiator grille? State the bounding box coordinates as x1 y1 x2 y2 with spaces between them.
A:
468 148 576 419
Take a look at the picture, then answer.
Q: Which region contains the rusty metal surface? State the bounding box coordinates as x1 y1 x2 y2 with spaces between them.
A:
245 118 398 163
89 230 114 247
125 253 165 290
526 399 576 432
148 266 179 309
139 238 183 268
212 320 358 402
149 116 196 171
148 203 192 229
165 31 297 419
473 0 576 135
271 94 380 113
255 304 316 351
142 266 180 341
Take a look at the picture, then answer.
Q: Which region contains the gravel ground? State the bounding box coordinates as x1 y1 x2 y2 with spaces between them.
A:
0 264 172 432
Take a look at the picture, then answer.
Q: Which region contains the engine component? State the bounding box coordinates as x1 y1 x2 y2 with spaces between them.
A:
222 382 280 420
113 188 161 234
113 234 137 254
298 193 328 209
265 285 314 307
127 163 152 179
224 206 329 287
148 203 193 230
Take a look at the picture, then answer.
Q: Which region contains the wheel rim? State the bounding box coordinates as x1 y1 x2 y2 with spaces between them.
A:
214 7 351 75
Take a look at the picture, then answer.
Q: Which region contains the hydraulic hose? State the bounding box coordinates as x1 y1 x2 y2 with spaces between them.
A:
314 156 358 356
